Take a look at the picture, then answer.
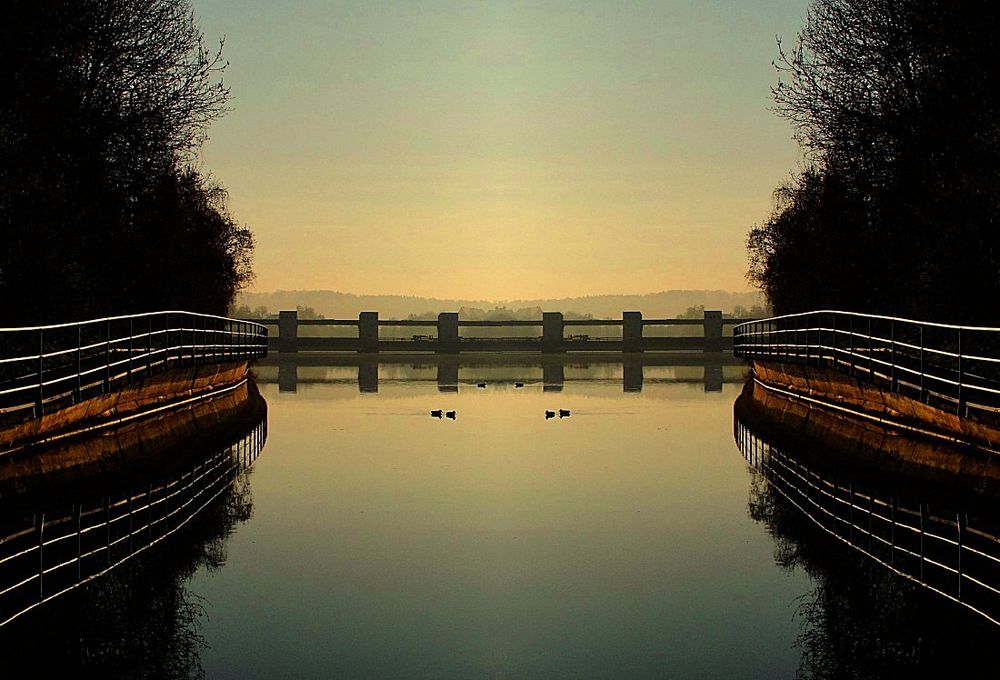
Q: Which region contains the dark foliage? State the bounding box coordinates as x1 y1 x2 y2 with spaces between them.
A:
748 0 1000 323
0 0 253 325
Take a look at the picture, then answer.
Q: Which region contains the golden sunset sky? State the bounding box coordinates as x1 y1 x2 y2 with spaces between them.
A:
196 1 809 299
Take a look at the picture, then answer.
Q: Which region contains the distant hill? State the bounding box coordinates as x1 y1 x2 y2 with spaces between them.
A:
234 290 766 319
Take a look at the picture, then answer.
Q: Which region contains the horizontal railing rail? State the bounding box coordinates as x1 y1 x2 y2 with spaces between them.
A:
0 311 268 422
735 416 1000 626
734 310 1000 417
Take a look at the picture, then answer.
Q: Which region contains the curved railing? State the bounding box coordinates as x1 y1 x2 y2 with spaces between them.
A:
0 415 266 628
735 414 1000 626
0 311 268 422
734 311 1000 417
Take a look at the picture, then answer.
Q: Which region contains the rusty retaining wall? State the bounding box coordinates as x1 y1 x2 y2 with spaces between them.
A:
0 361 250 457
752 360 1000 455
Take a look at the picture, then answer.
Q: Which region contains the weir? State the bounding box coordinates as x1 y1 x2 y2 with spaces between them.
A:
243 309 749 354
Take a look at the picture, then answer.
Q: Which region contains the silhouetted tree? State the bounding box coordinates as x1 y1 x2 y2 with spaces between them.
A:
748 0 1000 323
0 0 253 325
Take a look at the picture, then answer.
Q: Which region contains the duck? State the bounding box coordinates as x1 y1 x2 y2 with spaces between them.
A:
515 382 524 388
545 410 556 419
477 382 487 388
445 410 457 419
430 409 443 418
558 409 571 418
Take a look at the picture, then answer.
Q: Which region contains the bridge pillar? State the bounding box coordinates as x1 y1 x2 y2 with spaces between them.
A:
437 312 459 353
359 312 379 353
623 311 643 353
278 310 298 353
542 312 564 353
704 310 723 353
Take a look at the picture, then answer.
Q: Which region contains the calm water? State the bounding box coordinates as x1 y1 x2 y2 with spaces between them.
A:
196 364 804 679
0 359 996 677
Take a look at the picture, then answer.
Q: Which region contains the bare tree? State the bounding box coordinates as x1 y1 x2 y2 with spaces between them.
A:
1 0 253 323
748 0 1000 322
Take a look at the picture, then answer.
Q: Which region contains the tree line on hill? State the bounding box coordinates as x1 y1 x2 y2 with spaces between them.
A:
232 290 767 321
748 0 1000 324
1 0 253 325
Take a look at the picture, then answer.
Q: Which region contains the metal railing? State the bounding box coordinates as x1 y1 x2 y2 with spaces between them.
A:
734 310 1000 417
735 416 1000 626
0 416 266 628
0 311 268 422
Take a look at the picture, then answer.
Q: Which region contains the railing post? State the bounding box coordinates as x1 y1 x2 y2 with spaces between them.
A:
278 310 299 353
191 314 197 365
957 328 964 416
36 329 44 418
919 325 925 401
890 319 896 392
165 313 171 368
437 312 459 354
813 312 819 366
542 312 565 353
127 318 133 381
867 317 873 384
105 320 112 393
623 311 643 353
848 314 855 377
703 310 723 353
76 325 82 402
831 313 837 369
359 311 379 354
147 316 152 375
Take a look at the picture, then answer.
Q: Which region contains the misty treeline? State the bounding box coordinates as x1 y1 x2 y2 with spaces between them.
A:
1 0 253 325
748 0 1000 324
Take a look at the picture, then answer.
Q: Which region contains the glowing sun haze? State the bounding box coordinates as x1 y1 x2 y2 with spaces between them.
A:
195 0 808 300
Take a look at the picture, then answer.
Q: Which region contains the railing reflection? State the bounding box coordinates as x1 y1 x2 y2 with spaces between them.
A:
735 414 1000 626
0 417 266 628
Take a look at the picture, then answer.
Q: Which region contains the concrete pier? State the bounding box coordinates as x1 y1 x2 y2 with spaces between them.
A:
623 312 643 353
438 313 460 354
359 312 378 354
704 310 723 353
279 310 299 354
542 312 564 353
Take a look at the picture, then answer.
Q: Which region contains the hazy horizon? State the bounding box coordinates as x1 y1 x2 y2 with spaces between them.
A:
236 287 765 318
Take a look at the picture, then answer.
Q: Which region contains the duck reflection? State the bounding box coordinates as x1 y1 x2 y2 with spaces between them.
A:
735 381 1000 677
0 382 267 676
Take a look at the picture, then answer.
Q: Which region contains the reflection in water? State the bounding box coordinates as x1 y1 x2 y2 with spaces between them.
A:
735 386 1000 677
257 354 747 394
0 389 267 676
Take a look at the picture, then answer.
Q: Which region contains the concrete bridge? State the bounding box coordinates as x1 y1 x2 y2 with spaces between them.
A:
245 309 751 354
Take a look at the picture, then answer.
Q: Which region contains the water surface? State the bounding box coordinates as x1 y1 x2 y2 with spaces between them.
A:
193 363 805 678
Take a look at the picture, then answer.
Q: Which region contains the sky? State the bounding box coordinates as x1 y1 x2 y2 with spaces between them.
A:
194 0 810 299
